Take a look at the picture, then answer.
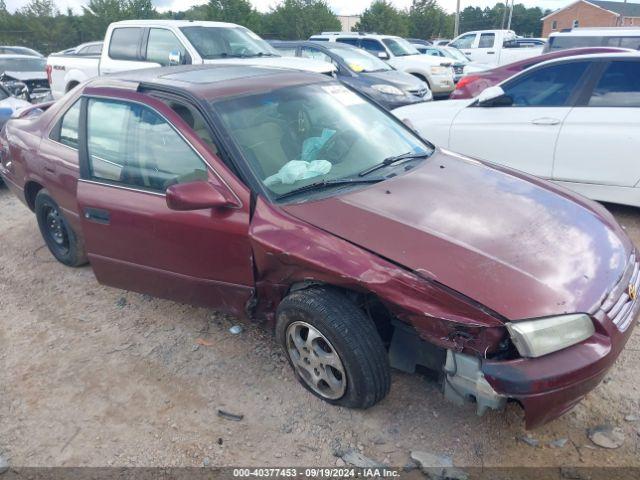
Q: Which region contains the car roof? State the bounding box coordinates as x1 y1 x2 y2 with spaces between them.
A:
87 64 332 100
550 27 640 37
0 54 43 59
110 19 241 29
273 40 356 51
311 33 402 40
508 51 640 74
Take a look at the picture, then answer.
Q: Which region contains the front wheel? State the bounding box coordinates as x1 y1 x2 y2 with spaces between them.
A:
276 287 390 408
35 189 87 267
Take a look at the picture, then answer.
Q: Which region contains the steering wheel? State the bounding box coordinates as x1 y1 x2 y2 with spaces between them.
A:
316 129 357 163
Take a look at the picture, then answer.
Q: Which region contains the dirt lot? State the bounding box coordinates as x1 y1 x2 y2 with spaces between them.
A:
1 186 639 470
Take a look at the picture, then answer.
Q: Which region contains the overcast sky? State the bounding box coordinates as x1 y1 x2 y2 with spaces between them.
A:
1 0 610 16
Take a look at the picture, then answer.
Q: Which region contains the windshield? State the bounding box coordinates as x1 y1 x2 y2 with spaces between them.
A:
330 46 391 72
442 47 469 62
382 38 420 57
212 83 431 200
180 26 279 59
0 57 46 72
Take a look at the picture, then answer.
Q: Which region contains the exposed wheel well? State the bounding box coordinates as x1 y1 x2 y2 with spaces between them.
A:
287 281 395 345
24 181 44 211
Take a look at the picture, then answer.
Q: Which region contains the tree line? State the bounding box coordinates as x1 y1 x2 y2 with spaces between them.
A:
0 0 549 56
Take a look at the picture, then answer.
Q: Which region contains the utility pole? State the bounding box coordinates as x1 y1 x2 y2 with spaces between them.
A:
501 0 508 29
454 0 461 37
506 0 514 30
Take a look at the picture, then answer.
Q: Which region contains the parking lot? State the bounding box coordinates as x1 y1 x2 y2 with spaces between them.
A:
1 185 639 470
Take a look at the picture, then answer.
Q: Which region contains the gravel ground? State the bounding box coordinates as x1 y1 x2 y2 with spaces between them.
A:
1 186 639 469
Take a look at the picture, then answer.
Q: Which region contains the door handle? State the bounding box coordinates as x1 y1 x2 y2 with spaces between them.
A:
531 117 560 125
463 51 472 55
44 166 56 174
487 51 495 54
84 207 110 225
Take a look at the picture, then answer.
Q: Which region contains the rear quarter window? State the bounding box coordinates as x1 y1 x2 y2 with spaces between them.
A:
109 27 143 61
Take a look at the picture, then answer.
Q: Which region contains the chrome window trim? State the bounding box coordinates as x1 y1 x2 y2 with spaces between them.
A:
77 178 166 197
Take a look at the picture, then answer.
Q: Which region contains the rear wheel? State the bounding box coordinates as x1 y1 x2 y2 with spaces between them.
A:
276 287 390 408
35 189 87 267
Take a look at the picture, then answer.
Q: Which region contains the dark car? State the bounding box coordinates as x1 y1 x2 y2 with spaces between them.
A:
270 40 432 109
450 46 633 99
1 65 637 429
0 54 51 103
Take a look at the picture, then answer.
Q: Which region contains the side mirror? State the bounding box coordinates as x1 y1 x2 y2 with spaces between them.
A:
166 181 238 211
476 85 512 107
377 51 389 60
168 50 182 66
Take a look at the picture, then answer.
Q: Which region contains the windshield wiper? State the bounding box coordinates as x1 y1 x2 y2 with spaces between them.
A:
275 177 383 201
358 151 431 177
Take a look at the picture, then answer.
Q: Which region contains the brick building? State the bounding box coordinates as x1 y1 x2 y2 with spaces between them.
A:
542 0 640 37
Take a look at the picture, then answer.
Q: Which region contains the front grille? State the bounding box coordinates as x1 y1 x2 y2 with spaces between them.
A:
599 253 639 332
25 79 49 90
408 88 429 98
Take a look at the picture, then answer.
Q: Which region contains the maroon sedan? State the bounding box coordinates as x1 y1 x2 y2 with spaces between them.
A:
1 65 637 428
450 46 633 99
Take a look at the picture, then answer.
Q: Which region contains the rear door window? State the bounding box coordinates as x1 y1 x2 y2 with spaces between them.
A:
503 61 590 106
478 33 495 48
109 27 143 61
588 61 640 107
58 100 81 149
336 38 359 46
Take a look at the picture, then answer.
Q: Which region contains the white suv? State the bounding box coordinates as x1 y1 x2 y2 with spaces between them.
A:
309 32 455 97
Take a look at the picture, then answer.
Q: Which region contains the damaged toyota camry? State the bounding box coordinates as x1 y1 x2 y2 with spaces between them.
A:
1 65 637 428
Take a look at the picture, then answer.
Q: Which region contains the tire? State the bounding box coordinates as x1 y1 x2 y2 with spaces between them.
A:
35 189 87 267
276 287 390 408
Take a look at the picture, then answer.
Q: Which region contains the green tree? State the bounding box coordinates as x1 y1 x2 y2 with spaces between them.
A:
208 0 261 31
355 0 409 37
262 0 340 39
408 0 453 39
124 0 156 19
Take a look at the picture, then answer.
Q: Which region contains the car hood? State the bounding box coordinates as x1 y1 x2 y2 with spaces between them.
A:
281 150 631 320
203 56 335 74
363 70 427 90
1 70 47 81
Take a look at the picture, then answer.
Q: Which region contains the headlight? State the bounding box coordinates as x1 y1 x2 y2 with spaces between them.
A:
371 84 405 96
506 314 595 358
430 66 449 75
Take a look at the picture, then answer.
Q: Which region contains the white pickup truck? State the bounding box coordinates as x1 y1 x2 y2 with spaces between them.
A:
448 30 543 69
47 20 336 100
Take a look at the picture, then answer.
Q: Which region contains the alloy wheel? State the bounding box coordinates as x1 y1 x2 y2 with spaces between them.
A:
285 321 347 400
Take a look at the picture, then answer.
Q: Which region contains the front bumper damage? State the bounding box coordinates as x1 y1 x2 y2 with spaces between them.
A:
391 292 639 429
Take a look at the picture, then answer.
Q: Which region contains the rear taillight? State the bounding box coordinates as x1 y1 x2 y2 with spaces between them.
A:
455 74 479 90
45 64 52 85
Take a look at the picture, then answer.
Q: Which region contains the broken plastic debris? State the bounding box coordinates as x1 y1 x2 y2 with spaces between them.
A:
229 325 242 335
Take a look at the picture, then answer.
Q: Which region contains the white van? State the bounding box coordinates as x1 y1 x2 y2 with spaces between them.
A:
545 27 640 52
